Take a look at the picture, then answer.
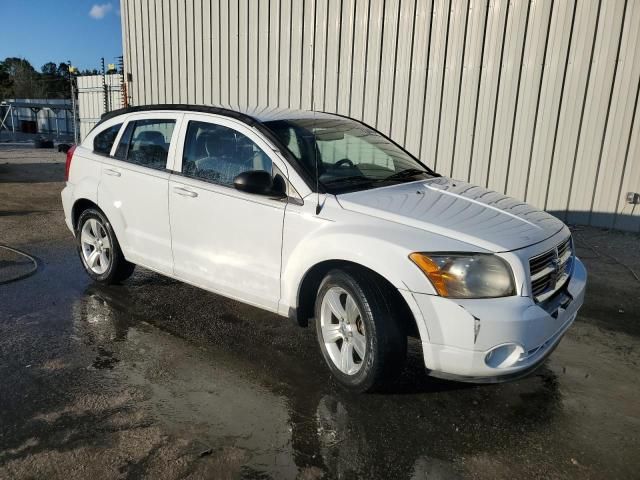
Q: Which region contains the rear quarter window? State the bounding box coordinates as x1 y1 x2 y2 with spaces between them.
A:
93 123 123 155
114 119 176 170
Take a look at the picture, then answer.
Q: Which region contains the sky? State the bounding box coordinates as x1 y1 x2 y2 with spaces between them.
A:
0 1 123 71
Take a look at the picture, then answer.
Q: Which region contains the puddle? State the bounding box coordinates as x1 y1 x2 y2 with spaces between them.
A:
1 249 639 478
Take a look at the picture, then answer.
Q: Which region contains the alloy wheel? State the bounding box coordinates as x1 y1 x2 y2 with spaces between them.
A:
320 286 366 375
80 218 112 275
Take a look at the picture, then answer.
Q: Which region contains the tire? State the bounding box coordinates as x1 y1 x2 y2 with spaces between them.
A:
75 208 135 284
314 268 407 393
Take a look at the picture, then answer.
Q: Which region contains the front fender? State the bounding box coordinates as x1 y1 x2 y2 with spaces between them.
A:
280 197 486 313
282 229 432 307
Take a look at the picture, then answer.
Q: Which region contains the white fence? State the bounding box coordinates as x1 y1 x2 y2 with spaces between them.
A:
77 74 124 140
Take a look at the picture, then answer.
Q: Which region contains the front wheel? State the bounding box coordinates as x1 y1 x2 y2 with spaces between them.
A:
76 208 135 284
315 268 407 392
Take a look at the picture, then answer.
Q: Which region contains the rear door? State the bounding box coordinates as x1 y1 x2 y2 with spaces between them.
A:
99 112 182 274
168 113 291 311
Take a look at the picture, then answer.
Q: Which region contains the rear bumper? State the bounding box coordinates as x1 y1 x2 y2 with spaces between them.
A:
402 258 587 380
61 184 74 233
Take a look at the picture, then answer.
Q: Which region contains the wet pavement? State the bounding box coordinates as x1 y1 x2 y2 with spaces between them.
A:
1 146 639 479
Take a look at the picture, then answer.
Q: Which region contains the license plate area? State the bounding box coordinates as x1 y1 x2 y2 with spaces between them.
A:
540 289 573 319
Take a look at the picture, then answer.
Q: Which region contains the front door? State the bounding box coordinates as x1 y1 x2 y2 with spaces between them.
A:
168 114 288 311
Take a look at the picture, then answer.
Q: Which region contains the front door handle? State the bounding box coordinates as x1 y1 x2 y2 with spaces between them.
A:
104 168 121 177
173 186 198 198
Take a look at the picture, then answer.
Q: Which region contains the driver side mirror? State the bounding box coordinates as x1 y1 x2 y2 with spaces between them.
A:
233 170 286 197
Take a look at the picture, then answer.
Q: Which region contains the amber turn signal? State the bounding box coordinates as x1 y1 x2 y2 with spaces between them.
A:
409 253 451 296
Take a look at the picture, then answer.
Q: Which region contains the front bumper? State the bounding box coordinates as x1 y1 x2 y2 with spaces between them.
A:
402 257 587 380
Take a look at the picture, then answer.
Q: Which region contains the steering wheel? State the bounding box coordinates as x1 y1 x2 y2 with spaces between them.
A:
335 158 354 168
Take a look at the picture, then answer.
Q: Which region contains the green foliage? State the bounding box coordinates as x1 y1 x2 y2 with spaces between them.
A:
41 62 58 76
0 62 10 100
0 57 73 100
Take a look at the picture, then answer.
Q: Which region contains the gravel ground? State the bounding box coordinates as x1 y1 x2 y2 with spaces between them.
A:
1 145 639 479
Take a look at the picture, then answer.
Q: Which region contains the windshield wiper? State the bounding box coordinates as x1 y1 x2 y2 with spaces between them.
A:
322 169 431 192
381 168 431 182
323 175 374 185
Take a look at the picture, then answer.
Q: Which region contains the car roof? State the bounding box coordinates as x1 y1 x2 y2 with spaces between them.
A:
97 103 341 128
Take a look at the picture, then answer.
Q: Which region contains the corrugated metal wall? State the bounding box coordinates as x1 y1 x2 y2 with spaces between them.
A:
77 74 124 140
121 0 640 232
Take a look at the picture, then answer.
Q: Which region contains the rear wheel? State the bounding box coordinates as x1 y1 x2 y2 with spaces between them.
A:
315 268 407 392
76 208 135 284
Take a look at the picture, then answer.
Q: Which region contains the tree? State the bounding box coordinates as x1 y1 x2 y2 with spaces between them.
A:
57 62 70 77
0 61 11 100
0 57 73 101
2 57 41 98
41 61 72 98
3 57 35 76
41 62 57 76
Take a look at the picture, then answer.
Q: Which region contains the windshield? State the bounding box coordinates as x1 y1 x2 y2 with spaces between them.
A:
263 117 435 193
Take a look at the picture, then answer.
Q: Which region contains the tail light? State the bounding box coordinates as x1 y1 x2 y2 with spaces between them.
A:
65 145 77 181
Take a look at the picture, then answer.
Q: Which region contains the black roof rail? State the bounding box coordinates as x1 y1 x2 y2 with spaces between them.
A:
98 103 261 128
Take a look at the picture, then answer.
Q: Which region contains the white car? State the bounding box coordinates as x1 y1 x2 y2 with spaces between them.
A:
62 105 587 392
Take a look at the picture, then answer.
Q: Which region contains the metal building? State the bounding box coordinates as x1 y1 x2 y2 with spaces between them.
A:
120 0 640 232
0 99 74 138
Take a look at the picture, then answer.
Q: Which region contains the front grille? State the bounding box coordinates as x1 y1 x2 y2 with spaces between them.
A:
529 236 573 303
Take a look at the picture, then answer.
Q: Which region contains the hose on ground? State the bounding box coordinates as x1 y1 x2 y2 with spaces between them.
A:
0 244 38 285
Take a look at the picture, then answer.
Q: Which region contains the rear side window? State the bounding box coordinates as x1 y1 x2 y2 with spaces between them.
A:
93 123 122 155
113 119 176 170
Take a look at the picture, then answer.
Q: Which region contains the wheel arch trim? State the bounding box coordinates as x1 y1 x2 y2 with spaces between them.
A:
288 258 427 343
71 198 101 230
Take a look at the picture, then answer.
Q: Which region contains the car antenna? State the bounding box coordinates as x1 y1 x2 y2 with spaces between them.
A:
313 102 323 215
315 148 322 214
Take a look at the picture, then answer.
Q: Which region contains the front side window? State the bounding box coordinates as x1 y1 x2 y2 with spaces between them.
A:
93 123 122 155
114 119 176 170
182 121 272 186
264 118 435 193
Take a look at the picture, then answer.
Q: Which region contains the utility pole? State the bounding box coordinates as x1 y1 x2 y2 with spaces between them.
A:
68 61 79 144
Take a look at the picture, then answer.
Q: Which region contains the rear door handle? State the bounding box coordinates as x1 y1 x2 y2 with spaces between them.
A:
173 186 198 198
104 168 121 177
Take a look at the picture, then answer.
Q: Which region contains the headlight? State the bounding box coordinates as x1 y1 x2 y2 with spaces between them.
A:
409 253 515 298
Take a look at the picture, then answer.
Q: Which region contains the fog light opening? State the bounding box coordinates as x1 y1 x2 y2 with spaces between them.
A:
484 343 524 369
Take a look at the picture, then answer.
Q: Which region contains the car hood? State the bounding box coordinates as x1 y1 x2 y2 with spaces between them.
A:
336 177 566 252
